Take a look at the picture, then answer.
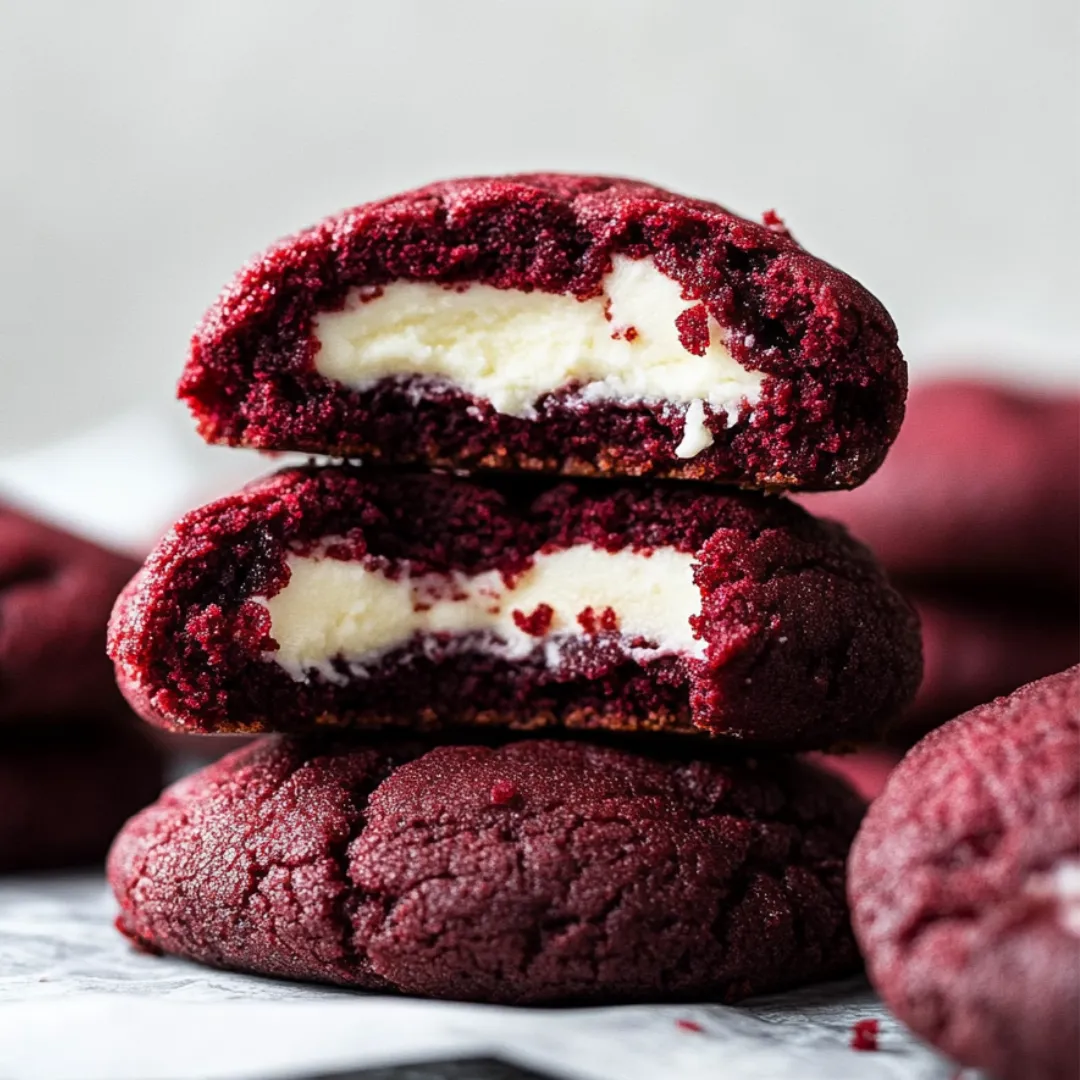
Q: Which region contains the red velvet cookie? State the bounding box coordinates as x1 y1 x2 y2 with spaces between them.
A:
109 735 863 1004
181 174 906 490
108 467 920 748
1 725 162 872
907 588 1078 736
0 503 140 724
801 380 1080 588
849 667 1080 1080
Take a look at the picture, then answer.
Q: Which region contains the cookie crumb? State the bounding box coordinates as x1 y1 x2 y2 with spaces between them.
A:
675 1019 704 1033
511 603 554 636
761 209 792 238
577 605 619 634
850 1018 879 1051
674 305 710 356
490 779 518 806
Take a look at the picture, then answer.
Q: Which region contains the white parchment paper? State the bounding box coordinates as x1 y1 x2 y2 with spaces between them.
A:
0 876 958 1080
0 413 963 1080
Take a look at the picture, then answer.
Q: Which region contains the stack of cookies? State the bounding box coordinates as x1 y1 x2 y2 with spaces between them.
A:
106 175 921 1005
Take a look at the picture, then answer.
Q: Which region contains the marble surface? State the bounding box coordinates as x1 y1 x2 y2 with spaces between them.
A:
0 873 964 1080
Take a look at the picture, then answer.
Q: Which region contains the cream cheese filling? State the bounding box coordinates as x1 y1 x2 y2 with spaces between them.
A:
255 542 703 684
1027 857 1080 937
312 254 765 458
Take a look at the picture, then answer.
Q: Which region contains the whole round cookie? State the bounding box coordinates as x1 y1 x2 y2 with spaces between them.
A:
181 173 906 490
0 502 140 723
110 736 864 1004
108 466 920 748
1 725 163 872
849 666 1080 1080
801 380 1080 587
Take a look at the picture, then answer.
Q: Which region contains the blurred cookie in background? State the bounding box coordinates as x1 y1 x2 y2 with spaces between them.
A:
0 501 165 870
802 380 1079 589
810 748 902 802
801 379 1080 739
0 724 162 873
911 586 1078 735
0 502 140 724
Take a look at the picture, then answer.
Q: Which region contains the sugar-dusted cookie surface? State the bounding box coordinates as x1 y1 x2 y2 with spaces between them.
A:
850 666 1080 1080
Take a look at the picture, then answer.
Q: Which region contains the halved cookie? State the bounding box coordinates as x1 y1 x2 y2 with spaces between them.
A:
182 174 906 490
108 467 920 747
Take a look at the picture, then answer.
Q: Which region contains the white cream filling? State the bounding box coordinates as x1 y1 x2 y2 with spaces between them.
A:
313 254 765 458
255 542 703 684
1027 857 1080 937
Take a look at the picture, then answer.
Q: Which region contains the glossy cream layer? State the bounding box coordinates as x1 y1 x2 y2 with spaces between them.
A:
312 255 764 458
256 542 703 683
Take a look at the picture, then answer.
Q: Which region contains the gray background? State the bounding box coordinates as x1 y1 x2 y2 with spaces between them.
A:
1 0 1076 455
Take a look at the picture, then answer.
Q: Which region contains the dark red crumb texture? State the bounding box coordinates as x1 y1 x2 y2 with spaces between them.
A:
108 736 865 1005
181 174 906 490
850 666 1080 1080
107 466 921 748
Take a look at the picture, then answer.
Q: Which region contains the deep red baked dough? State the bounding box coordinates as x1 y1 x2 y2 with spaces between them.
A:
849 666 1080 1080
110 735 864 1004
108 467 921 748
181 174 906 490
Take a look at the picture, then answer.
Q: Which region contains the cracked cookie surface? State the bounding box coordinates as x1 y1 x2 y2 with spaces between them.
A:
109 735 864 1004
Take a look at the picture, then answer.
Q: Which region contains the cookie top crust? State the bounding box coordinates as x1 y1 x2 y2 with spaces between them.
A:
181 174 906 489
850 666 1080 1080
